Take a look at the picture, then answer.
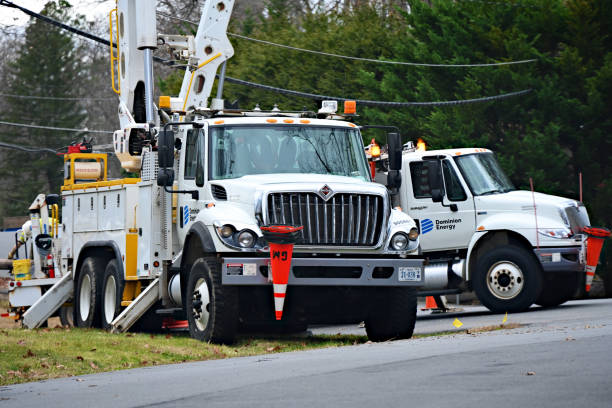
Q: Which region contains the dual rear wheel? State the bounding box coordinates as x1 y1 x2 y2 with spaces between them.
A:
74 256 123 329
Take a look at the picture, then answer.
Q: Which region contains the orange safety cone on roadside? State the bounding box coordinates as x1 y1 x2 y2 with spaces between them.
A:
421 295 448 312
261 225 303 320
582 226 611 292
423 296 438 310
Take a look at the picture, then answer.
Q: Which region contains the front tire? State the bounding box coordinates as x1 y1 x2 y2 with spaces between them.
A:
101 259 124 330
75 257 104 328
536 272 580 308
473 245 543 313
365 287 417 342
186 258 239 344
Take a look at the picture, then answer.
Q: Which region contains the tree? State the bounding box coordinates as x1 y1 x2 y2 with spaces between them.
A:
0 0 87 224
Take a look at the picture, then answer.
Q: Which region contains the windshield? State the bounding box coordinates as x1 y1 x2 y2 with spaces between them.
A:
454 153 515 195
209 125 370 181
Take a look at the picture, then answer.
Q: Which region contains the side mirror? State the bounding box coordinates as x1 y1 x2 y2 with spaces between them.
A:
157 168 175 187
387 132 402 171
195 160 204 187
386 132 402 190
425 160 445 203
157 130 175 168
45 194 60 206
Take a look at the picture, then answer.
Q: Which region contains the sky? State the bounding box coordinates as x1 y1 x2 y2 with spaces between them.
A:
0 0 114 28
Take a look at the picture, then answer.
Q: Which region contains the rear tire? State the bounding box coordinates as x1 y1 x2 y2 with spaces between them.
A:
473 245 543 313
75 257 104 328
186 258 239 344
365 287 417 342
536 272 580 308
59 304 74 327
101 260 124 330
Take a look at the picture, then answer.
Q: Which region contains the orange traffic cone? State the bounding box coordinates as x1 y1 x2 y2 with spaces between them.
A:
423 296 438 310
261 225 303 320
421 295 447 312
582 226 611 292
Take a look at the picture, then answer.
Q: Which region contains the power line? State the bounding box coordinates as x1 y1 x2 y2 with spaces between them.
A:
1 0 533 107
0 120 114 134
0 140 114 154
0 93 116 101
0 141 59 154
460 0 540 9
157 11 536 68
221 77 533 106
0 0 113 47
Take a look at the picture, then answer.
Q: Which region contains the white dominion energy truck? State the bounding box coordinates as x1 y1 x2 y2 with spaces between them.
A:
370 140 592 313
3 0 425 343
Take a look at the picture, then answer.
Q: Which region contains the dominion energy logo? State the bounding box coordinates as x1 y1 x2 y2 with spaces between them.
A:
421 218 462 234
421 219 434 234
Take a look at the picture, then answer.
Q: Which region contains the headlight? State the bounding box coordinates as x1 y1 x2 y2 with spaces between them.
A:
217 224 234 238
538 228 572 239
237 229 256 248
408 228 419 241
390 233 409 250
558 209 570 227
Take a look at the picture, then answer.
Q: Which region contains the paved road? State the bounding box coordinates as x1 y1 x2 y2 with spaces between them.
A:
1 299 611 408
313 298 612 336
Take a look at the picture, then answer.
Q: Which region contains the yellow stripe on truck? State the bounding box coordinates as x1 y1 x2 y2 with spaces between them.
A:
125 232 138 280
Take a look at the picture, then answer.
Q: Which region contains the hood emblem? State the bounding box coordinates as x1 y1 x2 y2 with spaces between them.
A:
318 184 334 201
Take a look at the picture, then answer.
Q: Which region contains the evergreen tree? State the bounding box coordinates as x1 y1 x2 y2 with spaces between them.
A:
0 0 86 224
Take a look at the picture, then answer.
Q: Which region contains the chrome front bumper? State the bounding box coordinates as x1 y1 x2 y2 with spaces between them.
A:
221 256 424 286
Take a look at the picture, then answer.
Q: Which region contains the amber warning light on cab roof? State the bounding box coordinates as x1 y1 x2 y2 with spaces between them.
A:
417 138 426 151
344 100 356 114
369 139 381 158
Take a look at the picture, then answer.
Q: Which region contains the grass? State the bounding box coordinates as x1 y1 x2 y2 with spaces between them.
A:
0 328 367 386
0 322 522 386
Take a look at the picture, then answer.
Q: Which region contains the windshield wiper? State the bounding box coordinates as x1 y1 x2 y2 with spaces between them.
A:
478 189 502 196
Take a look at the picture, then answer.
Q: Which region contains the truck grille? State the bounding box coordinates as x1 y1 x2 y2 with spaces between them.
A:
265 192 384 246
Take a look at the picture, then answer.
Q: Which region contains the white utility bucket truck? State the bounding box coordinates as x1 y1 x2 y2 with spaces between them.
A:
3 0 425 343
369 139 591 313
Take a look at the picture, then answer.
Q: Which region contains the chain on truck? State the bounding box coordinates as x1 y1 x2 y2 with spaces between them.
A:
2 0 427 343
366 137 609 313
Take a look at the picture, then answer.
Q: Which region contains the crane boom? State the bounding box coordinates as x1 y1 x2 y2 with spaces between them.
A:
112 0 235 172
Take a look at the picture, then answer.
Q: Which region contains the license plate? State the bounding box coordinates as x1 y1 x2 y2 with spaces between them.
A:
399 267 422 282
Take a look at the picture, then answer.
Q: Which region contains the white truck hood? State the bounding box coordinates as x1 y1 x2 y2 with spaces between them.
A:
476 190 589 232
209 174 384 205
477 190 576 210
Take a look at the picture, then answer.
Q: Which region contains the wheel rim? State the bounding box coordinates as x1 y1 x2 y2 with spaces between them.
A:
104 275 117 324
79 274 92 322
486 261 524 300
191 278 210 332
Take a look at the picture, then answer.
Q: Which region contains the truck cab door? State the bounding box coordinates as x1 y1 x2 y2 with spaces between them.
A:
402 158 476 251
177 126 206 240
